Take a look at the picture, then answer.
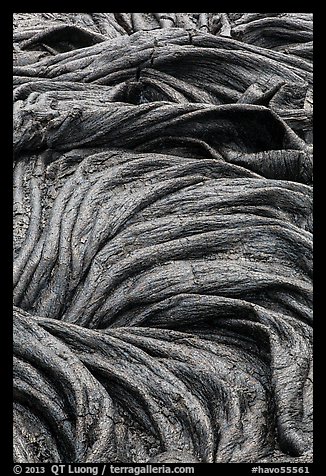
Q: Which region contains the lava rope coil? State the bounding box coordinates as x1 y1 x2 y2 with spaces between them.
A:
13 12 313 464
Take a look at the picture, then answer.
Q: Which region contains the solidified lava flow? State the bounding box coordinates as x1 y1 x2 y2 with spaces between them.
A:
13 12 313 463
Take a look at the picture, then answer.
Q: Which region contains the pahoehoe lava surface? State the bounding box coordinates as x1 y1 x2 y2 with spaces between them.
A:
13 12 313 463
